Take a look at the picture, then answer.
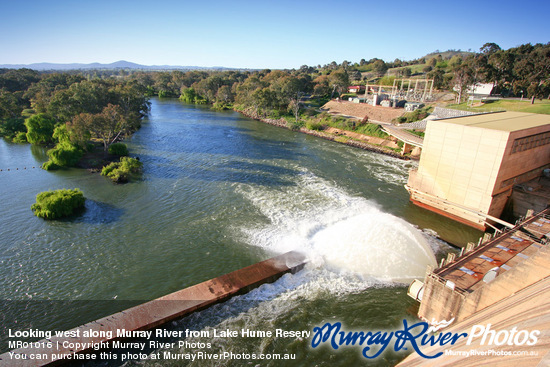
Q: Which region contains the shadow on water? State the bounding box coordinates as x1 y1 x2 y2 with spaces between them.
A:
135 154 174 166
29 144 49 163
55 200 124 225
80 200 124 224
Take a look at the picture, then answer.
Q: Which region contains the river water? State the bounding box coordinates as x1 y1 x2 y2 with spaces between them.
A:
0 99 482 365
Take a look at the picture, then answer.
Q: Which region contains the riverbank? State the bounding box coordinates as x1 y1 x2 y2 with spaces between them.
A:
238 108 409 160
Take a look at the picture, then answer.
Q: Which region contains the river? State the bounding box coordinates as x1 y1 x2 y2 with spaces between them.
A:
0 98 482 366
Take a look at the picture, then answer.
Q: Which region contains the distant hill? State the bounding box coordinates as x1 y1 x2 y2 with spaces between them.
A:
423 50 474 60
0 60 236 71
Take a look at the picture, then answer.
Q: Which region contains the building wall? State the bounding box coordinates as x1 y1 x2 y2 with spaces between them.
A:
409 120 509 216
494 125 550 195
487 125 550 217
418 273 465 323
408 118 550 227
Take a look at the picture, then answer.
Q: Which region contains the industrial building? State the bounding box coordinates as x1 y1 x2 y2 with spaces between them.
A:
406 111 550 230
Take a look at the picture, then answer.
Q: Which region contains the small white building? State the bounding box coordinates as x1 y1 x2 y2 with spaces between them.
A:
467 83 495 99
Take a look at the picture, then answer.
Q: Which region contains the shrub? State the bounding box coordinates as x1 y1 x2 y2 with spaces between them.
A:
108 142 129 156
180 87 197 103
301 108 317 117
13 132 28 143
377 76 396 86
285 119 304 131
334 118 354 130
194 96 207 104
158 90 170 98
268 110 281 119
212 101 231 110
101 157 142 183
31 188 85 219
335 136 350 143
305 121 324 131
355 123 390 139
46 143 83 167
42 161 60 171
396 116 407 123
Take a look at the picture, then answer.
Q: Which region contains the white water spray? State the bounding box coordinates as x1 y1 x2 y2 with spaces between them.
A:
238 169 436 283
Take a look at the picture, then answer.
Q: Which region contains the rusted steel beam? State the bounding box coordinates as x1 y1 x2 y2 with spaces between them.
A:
1 251 307 366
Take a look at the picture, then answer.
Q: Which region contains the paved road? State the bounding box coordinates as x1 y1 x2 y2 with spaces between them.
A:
382 125 424 147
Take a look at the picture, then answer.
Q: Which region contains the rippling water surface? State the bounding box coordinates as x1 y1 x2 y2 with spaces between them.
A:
0 99 482 365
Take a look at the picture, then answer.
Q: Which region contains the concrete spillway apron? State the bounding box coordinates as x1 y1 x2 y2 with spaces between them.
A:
1 251 307 366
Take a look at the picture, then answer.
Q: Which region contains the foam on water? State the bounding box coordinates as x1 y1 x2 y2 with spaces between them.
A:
237 168 436 283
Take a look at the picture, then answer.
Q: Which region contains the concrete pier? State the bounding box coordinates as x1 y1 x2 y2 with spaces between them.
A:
411 209 550 325
403 209 550 365
0 251 307 366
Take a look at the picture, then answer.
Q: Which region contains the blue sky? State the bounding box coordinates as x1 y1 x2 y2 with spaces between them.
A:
1 0 548 69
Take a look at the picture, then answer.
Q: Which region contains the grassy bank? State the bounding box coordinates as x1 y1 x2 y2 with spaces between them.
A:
447 99 550 115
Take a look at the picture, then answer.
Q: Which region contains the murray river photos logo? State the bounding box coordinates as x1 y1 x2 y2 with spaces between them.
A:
310 320 540 359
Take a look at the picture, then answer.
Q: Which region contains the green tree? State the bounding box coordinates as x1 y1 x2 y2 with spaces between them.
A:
313 74 331 96
25 114 56 145
328 69 350 96
47 80 110 122
0 89 23 119
110 82 150 122
488 50 515 90
372 60 388 77
0 68 39 93
480 42 502 55
452 64 474 103
180 87 198 103
448 55 463 69
427 69 446 89
216 85 234 103
95 104 133 152
0 118 26 141
153 72 177 97
54 123 90 149
25 73 85 113
513 44 550 103
69 104 133 153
